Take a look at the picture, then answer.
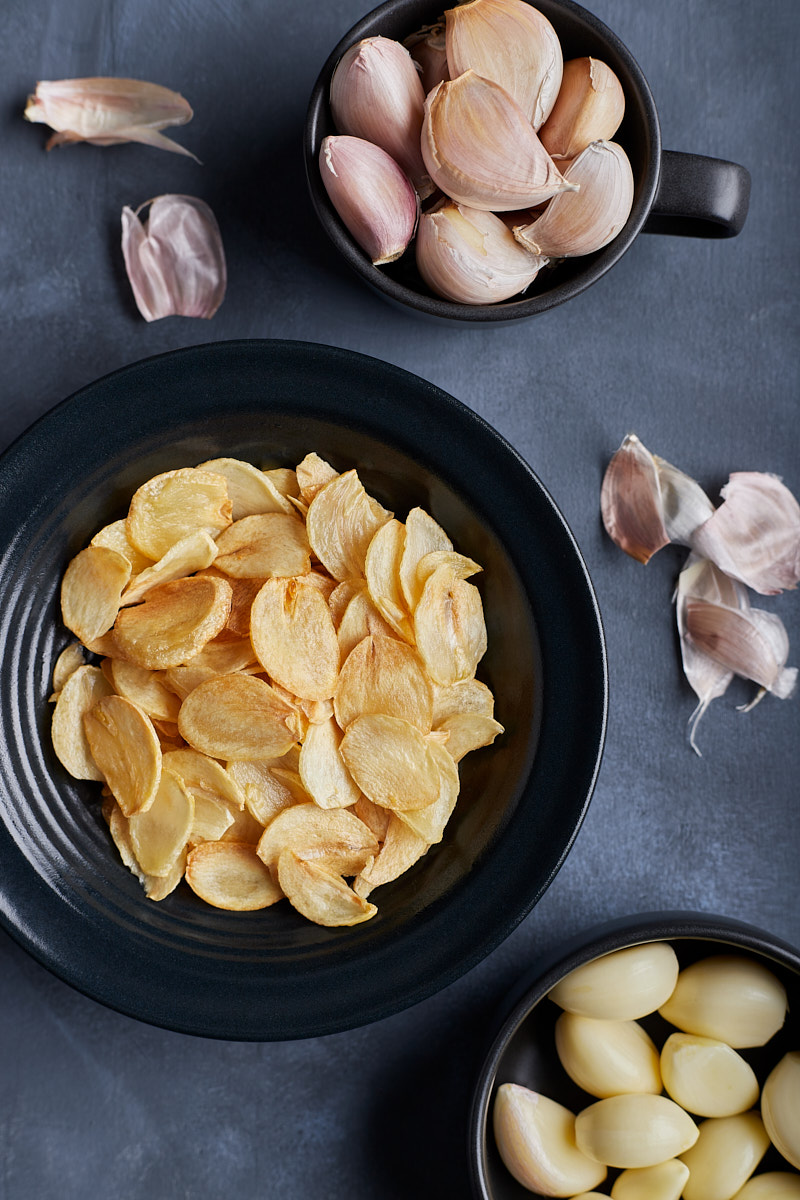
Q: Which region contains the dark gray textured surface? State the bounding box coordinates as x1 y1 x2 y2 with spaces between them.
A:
1 1 798 1197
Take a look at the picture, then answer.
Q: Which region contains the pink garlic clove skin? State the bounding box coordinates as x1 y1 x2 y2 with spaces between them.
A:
319 135 419 267
600 434 670 564
121 195 226 321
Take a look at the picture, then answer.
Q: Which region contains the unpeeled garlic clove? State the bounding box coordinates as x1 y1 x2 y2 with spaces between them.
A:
539 57 626 159
732 1172 800 1198
548 941 679 1021
575 1094 699 1168
514 140 634 258
492 1083 608 1196
679 1112 770 1200
761 1051 800 1170
658 955 788 1048
444 0 563 129
329 36 433 198
420 70 575 212
121 195 226 321
683 595 797 701
319 135 419 266
660 1032 760 1117
415 200 546 303
406 23 450 94
554 1013 662 1098
610 1159 690 1200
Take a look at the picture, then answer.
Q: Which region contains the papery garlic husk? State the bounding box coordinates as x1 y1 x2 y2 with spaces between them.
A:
121 195 226 321
539 57 626 160
421 70 576 211
679 1112 770 1200
761 1052 800 1171
320 135 419 266
445 0 563 129
329 36 433 198
24 77 197 159
492 1084 608 1196
406 23 450 94
684 593 797 701
514 140 633 258
416 200 546 303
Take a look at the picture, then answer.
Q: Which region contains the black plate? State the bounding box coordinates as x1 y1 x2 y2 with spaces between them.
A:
0 340 606 1040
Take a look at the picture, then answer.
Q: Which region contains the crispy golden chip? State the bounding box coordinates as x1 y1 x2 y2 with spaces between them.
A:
297 696 334 725
126 467 232 560
269 767 313 804
250 578 340 701
354 813 429 898
50 642 86 696
61 544 131 643
350 794 391 841
431 678 495 724
336 587 397 661
277 850 377 926
339 714 441 812
198 457 295 517
105 796 188 900
415 549 482 588
108 659 181 723
83 695 162 816
296 452 338 505
177 673 296 760
228 759 299 826
365 518 415 641
299 717 361 809
256 802 378 876
436 713 504 761
213 513 311 579
128 770 194 876
328 580 361 628
263 466 300 499
334 634 433 732
91 519 154 574
393 741 460 844
114 575 232 670
220 806 266 844
305 468 392 582
399 507 453 611
51 664 114 780
186 841 283 910
188 793 235 844
198 568 264 638
163 638 258 700
414 564 487 686
120 531 218 606
302 569 339 602
162 747 245 810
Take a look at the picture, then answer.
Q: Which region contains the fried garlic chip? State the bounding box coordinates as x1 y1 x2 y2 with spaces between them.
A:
256 802 378 876
61 545 131 643
220 806 266 844
177 673 296 760
121 530 218 606
277 850 377 927
263 466 300 500
108 659 181 723
299 717 361 809
198 568 264 637
350 794 391 841
334 634 433 732
104 797 185 900
126 467 232 560
394 742 460 844
128 769 194 876
51 663 114 780
227 759 299 826
296 451 338 505
416 549 482 588
399 507 452 611
436 713 505 762
250 578 340 701
365 518 414 641
186 841 283 910
188 792 235 844
354 813 429 898
336 587 396 661
339 714 441 812
198 457 294 518
91 519 154 574
162 747 245 810
114 575 232 670
83 695 162 816
50 642 86 696
431 678 495 724
414 564 487 686
305 468 392 582
213 513 311 579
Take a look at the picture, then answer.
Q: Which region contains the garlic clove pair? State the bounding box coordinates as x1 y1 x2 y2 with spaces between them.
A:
539 57 626 160
319 135 419 266
406 23 450 94
121 195 226 321
492 1084 608 1196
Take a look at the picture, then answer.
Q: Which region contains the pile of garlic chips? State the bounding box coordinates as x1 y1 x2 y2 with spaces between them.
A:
50 453 503 927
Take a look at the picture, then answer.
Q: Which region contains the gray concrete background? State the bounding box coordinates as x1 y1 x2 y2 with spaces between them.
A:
0 1 798 1197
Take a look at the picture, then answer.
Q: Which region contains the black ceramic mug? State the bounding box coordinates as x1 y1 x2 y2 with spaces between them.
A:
304 0 752 323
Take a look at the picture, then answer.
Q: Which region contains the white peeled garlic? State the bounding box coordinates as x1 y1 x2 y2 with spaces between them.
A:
679 1111 771 1200
415 200 545 304
513 140 634 258
658 955 788 1048
539 57 625 159
554 1013 662 1098
660 1032 760 1117
575 1094 699 1168
420 70 575 212
548 941 679 1021
492 1083 608 1197
732 1173 800 1199
761 1052 800 1170
610 1159 690 1200
319 135 419 265
444 0 563 129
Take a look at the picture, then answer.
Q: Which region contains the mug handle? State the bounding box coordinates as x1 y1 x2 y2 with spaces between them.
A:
643 150 751 238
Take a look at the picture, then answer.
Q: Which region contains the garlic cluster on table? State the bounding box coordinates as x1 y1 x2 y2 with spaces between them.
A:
319 0 633 304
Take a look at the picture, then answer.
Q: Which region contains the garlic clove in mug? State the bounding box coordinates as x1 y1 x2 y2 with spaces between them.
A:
416 200 546 303
514 140 634 258
406 23 450 94
539 57 626 160
319 135 419 266
421 70 576 211
444 0 563 129
329 36 434 199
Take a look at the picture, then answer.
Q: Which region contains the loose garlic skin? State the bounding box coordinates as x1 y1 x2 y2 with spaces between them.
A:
539 57 626 160
732 1173 800 1199
610 1159 690 1200
555 1013 662 1098
658 956 788 1048
492 1084 608 1197
660 1032 760 1117
574 1094 699 1168
761 1052 800 1170
679 1112 770 1200
548 941 679 1021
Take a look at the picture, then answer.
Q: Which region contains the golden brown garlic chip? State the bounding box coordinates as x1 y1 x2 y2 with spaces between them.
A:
197 457 294 518
177 674 297 761
305 468 392 581
114 575 232 670
339 713 441 811
60 545 131 643
128 770 194 876
298 717 361 809
213 512 311 579
83 694 162 816
354 813 429 898
107 659 181 723
277 850 378 926
334 634 433 732
186 841 283 910
120 530 218 606
91 519 154 574
250 577 340 701
51 664 114 780
126 467 232 560
414 563 487 686
256 802 378 876
365 517 414 640
400 506 452 610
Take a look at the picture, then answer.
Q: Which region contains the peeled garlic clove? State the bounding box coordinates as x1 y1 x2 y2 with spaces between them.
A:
540 57 625 159
658 955 788 1048
416 200 545 304
319 135 419 266
732 1173 800 1199
121 195 226 321
660 1033 760 1117
421 71 575 212
576 1094 699 1168
514 140 633 258
445 0 563 129
329 36 433 198
610 1160 690 1200
761 1052 800 1170
679 1112 770 1200
492 1083 608 1196
548 941 679 1021
406 23 450 94
555 1013 662 1098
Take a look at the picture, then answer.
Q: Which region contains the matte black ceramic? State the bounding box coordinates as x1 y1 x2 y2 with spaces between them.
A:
469 911 800 1198
305 0 752 323
0 339 607 1041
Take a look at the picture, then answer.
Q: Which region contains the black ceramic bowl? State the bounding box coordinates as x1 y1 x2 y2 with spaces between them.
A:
0 340 606 1040
470 911 800 1197
305 0 750 323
